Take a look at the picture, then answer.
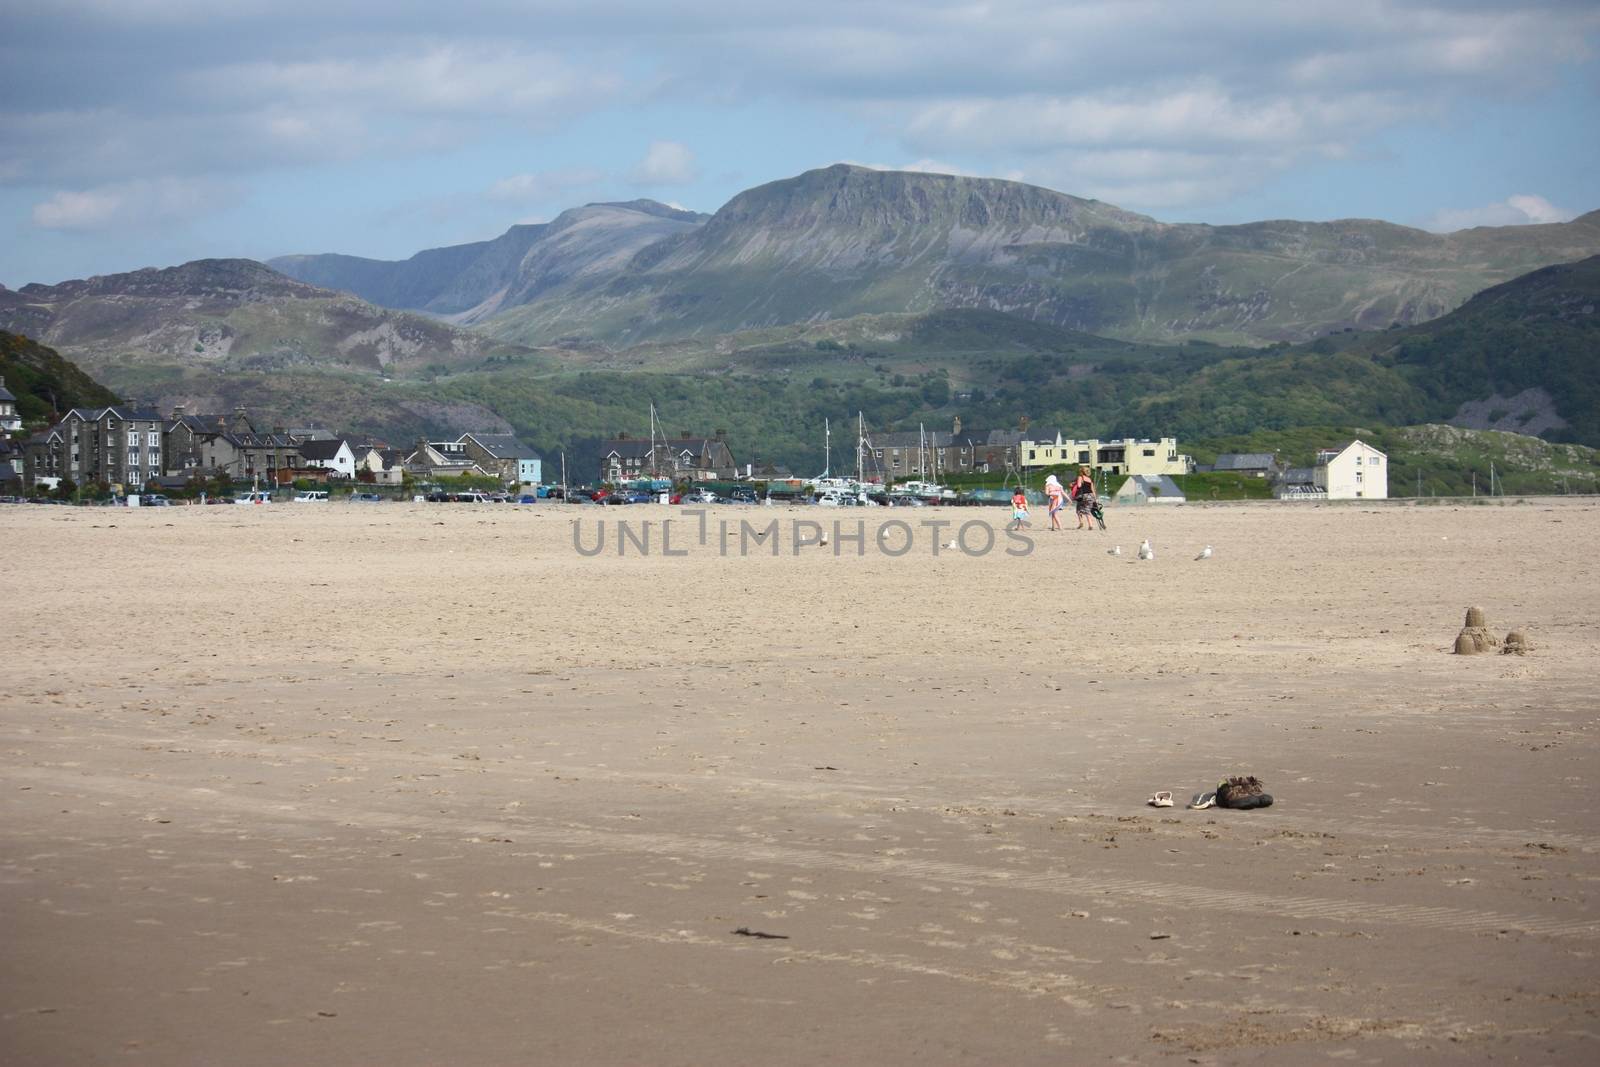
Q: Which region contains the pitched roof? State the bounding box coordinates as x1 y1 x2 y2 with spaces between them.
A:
104 405 165 421
1213 453 1276 470
603 437 718 461
1116 474 1186 499
169 414 231 432
872 430 953 448
0 381 15 402
297 439 349 461
460 432 539 459
222 432 298 448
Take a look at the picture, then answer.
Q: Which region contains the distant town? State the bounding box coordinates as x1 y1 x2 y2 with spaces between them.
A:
0 382 1388 505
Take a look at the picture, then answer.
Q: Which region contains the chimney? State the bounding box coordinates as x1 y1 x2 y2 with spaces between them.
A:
952 415 962 435
171 403 187 419
715 428 726 440
1019 415 1030 433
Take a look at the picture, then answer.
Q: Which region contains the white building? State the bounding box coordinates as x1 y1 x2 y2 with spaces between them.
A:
1315 440 1388 500
298 439 356 479
1019 434 1193 477
0 378 20 432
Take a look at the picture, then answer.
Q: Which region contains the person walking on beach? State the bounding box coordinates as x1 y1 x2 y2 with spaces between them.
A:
1044 473 1066 531
1070 466 1098 531
1009 487 1030 531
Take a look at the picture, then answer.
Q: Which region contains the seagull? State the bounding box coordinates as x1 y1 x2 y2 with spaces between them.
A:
1108 545 1122 556
819 535 829 546
1137 539 1154 561
1194 545 1212 560
944 540 958 550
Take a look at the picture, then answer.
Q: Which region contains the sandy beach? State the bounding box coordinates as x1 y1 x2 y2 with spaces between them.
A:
2 498 1598 1064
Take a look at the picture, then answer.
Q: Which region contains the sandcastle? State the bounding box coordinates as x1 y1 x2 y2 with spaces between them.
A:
1454 606 1499 655
1502 629 1533 655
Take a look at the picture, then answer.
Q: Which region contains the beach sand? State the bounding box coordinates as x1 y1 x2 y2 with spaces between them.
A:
2 498 1597 1064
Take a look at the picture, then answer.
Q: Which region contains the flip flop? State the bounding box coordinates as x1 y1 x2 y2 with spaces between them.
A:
1147 791 1174 808
1188 791 1217 810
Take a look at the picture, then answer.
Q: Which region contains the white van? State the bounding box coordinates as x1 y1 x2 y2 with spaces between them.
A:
293 490 330 503
234 491 273 505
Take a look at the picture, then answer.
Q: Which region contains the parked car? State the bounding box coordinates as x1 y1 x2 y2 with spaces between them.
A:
516 494 538 504
293 490 330 503
728 488 758 504
234 491 273 505
350 492 384 503
139 494 171 507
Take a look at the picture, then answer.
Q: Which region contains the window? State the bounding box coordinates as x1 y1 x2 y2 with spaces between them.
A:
128 450 140 466
1142 449 1155 457
149 450 161 467
1356 471 1364 483
1355 456 1362 465
147 431 160 447
1372 457 1381 466
128 467 140 482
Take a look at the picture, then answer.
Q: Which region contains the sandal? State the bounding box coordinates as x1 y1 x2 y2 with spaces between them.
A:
1147 791 1173 808
1188 791 1217 810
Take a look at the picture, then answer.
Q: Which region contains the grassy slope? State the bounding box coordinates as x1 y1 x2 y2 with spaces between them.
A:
0 329 120 424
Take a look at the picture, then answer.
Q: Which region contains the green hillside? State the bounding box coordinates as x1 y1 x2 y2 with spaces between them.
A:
1193 424 1600 497
1129 255 1600 447
0 329 120 425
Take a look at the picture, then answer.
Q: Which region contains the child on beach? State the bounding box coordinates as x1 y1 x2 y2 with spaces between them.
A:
1010 488 1030 530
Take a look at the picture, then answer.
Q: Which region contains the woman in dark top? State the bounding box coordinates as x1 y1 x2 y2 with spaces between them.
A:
1069 466 1097 530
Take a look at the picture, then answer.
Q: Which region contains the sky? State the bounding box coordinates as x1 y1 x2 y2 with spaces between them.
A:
2 0 1597 285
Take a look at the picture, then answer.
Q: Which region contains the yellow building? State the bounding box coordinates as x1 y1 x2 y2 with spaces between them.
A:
1017 434 1192 477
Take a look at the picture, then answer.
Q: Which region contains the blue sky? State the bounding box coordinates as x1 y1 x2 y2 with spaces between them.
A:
2 0 1596 285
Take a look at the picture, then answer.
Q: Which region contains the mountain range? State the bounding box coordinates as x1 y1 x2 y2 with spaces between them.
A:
269 200 706 324
0 258 534 379
2 165 1597 469
272 164 1600 347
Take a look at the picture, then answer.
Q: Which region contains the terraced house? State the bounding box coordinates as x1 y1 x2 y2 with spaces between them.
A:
23 405 167 489
600 432 736 482
457 432 542 486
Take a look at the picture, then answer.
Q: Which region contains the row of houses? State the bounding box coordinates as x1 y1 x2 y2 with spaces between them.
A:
7 400 545 492
0 379 1385 501
595 420 1194 486
1204 441 1389 499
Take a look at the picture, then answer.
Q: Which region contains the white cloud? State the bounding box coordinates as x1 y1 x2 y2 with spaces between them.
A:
32 178 239 232
4 1 1598 227
1422 194 1577 231
488 167 608 202
629 141 699 186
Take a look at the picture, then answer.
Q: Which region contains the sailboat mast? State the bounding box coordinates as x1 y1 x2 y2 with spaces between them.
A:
649 402 659 480
857 411 864 483
824 418 831 479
